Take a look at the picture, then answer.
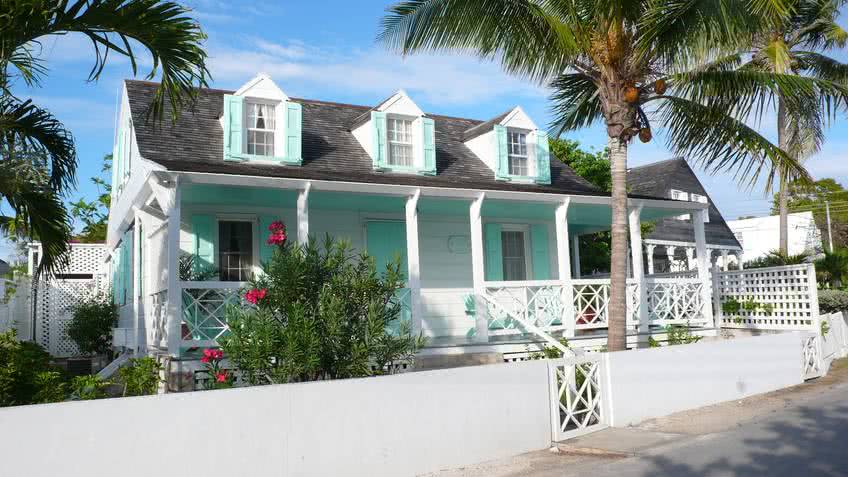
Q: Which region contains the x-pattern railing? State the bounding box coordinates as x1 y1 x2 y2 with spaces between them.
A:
802 334 822 380
549 355 607 441
645 279 706 325
482 281 565 334
572 279 640 329
181 282 243 343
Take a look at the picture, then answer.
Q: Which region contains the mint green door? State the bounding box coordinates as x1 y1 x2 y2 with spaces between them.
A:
365 221 407 279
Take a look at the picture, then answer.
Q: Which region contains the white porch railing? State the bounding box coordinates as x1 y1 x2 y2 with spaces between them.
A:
482 280 567 335
571 279 640 330
180 281 244 348
644 277 709 326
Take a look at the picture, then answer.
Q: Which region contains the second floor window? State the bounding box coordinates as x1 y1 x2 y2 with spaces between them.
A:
388 117 413 166
247 102 275 156
507 130 529 176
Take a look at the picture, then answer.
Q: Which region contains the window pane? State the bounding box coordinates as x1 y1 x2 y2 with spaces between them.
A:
501 231 527 281
387 118 414 166
218 221 253 282
507 131 528 176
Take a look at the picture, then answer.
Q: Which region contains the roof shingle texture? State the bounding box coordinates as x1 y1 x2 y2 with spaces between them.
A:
627 158 742 248
125 80 604 196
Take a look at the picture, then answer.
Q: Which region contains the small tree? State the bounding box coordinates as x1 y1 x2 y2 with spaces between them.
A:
220 222 425 385
67 292 118 356
0 330 63 406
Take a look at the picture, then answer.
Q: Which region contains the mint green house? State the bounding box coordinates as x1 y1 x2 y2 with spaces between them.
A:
106 74 715 365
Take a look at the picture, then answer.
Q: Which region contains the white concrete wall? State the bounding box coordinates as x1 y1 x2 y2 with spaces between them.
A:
0 360 552 477
727 211 822 261
821 312 848 369
606 333 804 426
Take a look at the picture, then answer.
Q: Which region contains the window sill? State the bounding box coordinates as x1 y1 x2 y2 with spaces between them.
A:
374 164 436 176
225 152 302 166
496 173 548 185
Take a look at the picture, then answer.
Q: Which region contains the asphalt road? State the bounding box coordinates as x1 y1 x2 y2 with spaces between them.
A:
577 386 848 477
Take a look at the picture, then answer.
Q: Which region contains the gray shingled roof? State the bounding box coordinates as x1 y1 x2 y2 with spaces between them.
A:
125 80 606 197
628 158 742 248
0 259 9 276
462 108 512 141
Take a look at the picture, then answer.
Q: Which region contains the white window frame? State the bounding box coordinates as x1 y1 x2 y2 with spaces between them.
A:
215 215 260 282
386 114 416 168
244 99 280 157
506 128 533 177
500 224 533 281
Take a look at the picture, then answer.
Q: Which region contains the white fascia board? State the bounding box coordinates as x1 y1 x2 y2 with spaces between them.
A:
500 106 537 131
377 90 424 117
106 157 163 249
234 73 288 101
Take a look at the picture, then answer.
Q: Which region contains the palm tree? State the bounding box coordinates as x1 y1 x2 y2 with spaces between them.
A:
0 0 209 275
742 0 848 254
379 0 816 351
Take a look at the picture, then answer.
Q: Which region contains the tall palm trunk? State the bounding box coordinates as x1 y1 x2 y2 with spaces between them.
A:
777 98 789 255
608 136 629 351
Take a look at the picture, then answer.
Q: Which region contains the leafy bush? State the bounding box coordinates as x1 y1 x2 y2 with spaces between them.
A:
819 289 848 314
744 250 810 269
69 375 110 400
67 292 118 356
220 226 425 385
666 325 702 345
816 249 848 288
721 298 741 314
118 357 161 396
199 348 234 390
0 330 63 407
32 371 66 404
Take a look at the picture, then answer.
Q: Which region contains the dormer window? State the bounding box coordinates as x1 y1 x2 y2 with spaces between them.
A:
387 116 414 167
246 102 276 156
507 130 530 176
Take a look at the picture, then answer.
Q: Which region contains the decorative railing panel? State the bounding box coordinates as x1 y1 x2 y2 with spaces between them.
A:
180 282 243 344
572 279 640 330
482 281 566 335
548 354 608 441
644 278 708 325
715 264 818 331
802 334 823 380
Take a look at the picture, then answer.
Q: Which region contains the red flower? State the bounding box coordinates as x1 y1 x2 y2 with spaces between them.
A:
266 230 287 246
245 288 268 305
215 371 229 383
269 220 286 232
213 349 224 360
200 355 210 363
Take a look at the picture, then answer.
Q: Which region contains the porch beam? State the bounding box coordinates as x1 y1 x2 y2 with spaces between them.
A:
693 209 715 327
555 199 575 338
628 206 650 339
405 189 423 336
469 193 488 343
297 182 311 246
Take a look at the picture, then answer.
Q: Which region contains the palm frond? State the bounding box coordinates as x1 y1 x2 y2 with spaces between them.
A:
655 95 810 191
548 73 603 135
795 51 848 83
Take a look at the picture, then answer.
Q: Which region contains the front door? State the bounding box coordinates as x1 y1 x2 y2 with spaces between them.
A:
365 221 407 279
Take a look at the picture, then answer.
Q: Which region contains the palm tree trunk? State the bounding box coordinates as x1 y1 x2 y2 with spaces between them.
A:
777 98 789 255
608 136 629 352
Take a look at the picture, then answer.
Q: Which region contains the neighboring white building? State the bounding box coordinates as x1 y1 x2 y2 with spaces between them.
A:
727 211 822 262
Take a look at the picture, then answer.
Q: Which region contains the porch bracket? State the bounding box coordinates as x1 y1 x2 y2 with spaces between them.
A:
405 189 423 336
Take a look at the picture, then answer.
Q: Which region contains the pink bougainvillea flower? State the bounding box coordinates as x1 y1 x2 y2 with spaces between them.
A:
213 349 224 360
266 230 287 246
245 288 268 305
269 220 286 232
200 355 210 364
215 371 229 383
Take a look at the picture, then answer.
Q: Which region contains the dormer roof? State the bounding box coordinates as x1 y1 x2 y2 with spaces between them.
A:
234 73 288 101
349 90 424 130
462 106 538 141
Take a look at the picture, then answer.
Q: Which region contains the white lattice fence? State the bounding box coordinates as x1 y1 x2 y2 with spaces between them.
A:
35 277 106 357
715 264 819 331
548 354 608 441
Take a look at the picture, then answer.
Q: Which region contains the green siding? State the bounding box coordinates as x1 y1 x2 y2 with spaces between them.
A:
371 111 387 169
530 224 550 279
484 223 503 281
365 221 407 280
191 215 215 275
421 117 436 175
181 184 296 207
535 132 551 185
494 125 509 180
259 215 278 264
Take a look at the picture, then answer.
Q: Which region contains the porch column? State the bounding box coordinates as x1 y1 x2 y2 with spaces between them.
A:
737 252 744 270
405 189 423 336
157 176 182 357
646 244 656 275
296 182 311 246
555 199 575 338
131 207 143 355
629 206 650 339
469 193 489 343
666 246 676 272
571 234 582 279
693 208 715 327
685 247 696 271
720 250 729 271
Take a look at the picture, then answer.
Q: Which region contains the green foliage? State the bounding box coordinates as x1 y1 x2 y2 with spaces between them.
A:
67 292 118 356
666 325 702 346
761 303 774 315
0 330 61 406
550 138 610 191
70 154 111 243
816 248 848 288
118 357 161 396
648 336 660 348
32 371 66 404
821 320 831 336
69 375 109 401
527 338 571 359
742 300 760 312
744 250 810 269
220 234 426 385
198 349 234 390
819 289 848 314
722 298 742 314
178 254 218 282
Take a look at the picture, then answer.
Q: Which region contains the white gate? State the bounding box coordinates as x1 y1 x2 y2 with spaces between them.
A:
548 354 609 441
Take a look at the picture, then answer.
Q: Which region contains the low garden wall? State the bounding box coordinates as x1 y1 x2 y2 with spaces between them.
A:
0 333 820 477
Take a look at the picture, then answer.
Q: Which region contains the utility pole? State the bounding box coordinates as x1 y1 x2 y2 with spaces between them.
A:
826 200 834 253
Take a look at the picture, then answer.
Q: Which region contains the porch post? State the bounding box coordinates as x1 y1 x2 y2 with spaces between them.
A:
162 176 182 357
721 250 729 271
646 244 656 275
296 181 311 246
469 193 489 343
131 207 143 355
629 206 650 340
571 234 581 278
666 246 676 272
737 252 744 270
405 189 423 336
555 199 575 338
685 247 696 271
693 208 715 326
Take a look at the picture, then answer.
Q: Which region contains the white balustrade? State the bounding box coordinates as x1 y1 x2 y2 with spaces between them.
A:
644 277 708 326
571 279 641 330
179 281 244 347
482 280 566 335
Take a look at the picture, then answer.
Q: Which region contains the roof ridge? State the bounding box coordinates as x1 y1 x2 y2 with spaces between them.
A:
629 157 686 170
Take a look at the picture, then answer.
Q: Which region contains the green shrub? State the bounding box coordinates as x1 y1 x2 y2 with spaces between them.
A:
742 300 760 312
744 250 810 269
220 229 426 385
722 298 741 314
816 248 848 288
666 325 702 345
67 292 118 356
69 375 109 400
819 289 848 314
118 357 161 396
0 330 62 407
32 371 66 404
821 320 831 336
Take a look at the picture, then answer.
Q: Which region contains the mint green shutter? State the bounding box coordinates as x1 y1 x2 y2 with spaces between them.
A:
421 117 436 175
191 215 215 276
365 221 407 280
223 95 244 161
372 111 388 169
285 101 302 163
259 216 277 265
136 223 143 297
494 125 509 180
535 132 551 184
530 224 551 279
484 223 504 281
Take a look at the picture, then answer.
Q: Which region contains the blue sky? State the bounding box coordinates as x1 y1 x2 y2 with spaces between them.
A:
3 1 847 262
